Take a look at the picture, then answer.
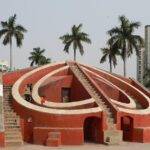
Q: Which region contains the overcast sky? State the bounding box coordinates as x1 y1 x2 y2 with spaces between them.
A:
0 0 149 78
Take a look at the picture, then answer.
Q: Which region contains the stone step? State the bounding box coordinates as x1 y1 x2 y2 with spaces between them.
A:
5 125 21 129
3 105 12 108
106 112 112 117
3 95 11 97
4 102 12 105
3 100 11 102
3 89 12 91
3 106 13 109
3 101 12 104
4 109 13 111
4 113 17 117
3 96 11 98
5 120 19 124
4 111 16 114
4 115 18 119
3 104 12 107
4 105 12 108
4 109 14 112
5 130 21 135
3 92 11 94
4 114 17 118
107 118 114 123
4 117 19 121
3 102 12 104
5 122 20 126
5 134 22 139
104 130 122 145
5 127 21 131
5 139 23 147
3 97 11 99
4 110 14 112
5 119 20 124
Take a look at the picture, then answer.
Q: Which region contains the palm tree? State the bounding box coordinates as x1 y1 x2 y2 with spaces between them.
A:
28 47 45 66
100 40 119 73
108 15 144 77
0 14 27 71
143 68 150 88
40 56 51 65
59 24 91 61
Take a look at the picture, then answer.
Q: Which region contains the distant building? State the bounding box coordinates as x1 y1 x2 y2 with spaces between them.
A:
137 48 144 84
0 60 8 72
144 25 150 85
137 25 150 85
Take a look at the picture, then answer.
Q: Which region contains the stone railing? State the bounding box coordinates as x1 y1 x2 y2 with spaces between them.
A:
0 72 4 132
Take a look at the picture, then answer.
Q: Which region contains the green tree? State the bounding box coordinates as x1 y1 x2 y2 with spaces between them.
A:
108 15 144 77
40 56 51 65
28 47 51 66
59 24 91 61
143 69 150 88
100 40 119 73
0 14 27 71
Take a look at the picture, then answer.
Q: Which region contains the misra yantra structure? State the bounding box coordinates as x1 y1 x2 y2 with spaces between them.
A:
1 61 150 147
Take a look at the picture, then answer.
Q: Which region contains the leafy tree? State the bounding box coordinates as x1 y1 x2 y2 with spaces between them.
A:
28 47 51 66
100 40 119 73
59 24 91 61
108 15 144 77
40 56 51 65
143 69 150 88
0 14 27 71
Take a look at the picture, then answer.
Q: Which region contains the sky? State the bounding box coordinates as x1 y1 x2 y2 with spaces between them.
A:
0 0 149 78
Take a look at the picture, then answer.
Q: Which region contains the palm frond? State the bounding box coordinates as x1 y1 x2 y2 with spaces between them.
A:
15 25 27 32
1 21 8 28
100 54 107 63
101 48 110 54
63 40 72 53
77 24 82 31
3 34 10 45
0 29 8 38
80 35 91 44
129 22 140 32
77 41 84 55
14 32 24 47
108 27 122 36
8 14 16 28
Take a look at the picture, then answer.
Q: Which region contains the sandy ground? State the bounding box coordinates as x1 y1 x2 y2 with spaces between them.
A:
1 142 150 150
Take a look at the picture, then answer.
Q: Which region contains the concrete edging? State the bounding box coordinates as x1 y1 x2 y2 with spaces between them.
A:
12 61 102 114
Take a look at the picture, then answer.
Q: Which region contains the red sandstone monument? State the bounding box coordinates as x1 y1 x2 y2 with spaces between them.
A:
0 61 150 147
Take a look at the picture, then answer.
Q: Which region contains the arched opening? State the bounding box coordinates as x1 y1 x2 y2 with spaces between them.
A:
121 116 133 141
84 117 102 143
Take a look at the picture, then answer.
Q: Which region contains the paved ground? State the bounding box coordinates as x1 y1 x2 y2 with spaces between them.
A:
1 142 150 150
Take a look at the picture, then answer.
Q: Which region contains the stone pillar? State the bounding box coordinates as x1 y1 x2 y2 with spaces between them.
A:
0 73 5 147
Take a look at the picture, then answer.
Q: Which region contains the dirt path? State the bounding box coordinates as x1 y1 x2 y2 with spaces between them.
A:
1 142 150 150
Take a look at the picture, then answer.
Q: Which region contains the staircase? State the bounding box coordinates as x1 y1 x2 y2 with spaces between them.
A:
71 65 122 144
3 86 23 147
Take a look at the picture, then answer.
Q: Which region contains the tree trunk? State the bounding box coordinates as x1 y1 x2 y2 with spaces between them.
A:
123 52 126 77
10 37 13 71
74 49 76 61
110 60 112 73
109 57 112 73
